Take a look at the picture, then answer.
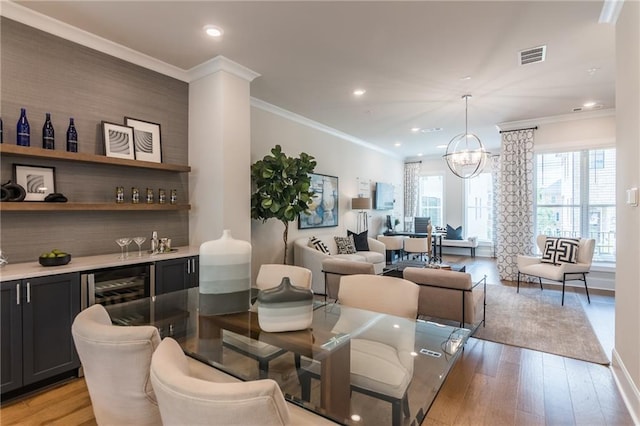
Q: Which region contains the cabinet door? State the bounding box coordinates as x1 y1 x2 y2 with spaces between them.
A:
1 280 23 393
155 258 189 295
21 273 81 386
188 256 199 288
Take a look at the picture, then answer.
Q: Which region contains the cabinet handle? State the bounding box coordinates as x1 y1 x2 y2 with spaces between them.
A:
187 259 191 274
26 282 31 303
16 283 20 305
191 258 196 273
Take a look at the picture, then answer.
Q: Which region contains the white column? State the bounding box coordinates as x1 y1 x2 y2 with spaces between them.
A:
188 56 260 246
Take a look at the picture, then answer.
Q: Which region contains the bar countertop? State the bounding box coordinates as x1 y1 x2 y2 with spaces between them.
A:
0 246 200 282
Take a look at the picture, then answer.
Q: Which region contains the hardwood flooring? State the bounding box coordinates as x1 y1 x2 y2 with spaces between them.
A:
0 256 633 425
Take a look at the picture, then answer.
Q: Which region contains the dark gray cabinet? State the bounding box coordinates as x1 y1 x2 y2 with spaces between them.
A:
1 273 81 395
155 256 198 295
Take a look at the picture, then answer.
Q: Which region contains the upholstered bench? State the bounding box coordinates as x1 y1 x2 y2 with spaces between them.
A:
440 236 479 257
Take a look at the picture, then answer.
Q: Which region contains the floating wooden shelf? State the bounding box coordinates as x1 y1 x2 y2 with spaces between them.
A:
0 203 191 212
0 144 190 172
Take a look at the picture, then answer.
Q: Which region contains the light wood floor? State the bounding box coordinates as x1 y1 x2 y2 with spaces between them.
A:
1 256 633 425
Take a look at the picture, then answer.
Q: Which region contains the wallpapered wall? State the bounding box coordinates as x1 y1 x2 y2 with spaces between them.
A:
0 18 190 263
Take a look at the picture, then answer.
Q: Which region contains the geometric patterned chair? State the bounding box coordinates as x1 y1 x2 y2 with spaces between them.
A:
516 235 596 305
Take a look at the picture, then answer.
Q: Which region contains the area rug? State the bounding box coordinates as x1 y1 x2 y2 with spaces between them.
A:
473 283 610 365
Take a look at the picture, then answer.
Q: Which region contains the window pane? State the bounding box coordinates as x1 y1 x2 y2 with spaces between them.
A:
466 172 493 241
535 148 616 263
536 152 580 205
418 175 443 227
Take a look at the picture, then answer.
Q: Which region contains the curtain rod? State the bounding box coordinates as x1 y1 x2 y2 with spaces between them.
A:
499 125 538 134
404 160 422 164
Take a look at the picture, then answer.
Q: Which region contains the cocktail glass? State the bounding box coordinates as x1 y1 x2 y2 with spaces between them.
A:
133 236 146 257
115 237 131 260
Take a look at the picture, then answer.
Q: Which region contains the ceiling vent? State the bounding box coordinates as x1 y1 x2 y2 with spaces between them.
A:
573 104 604 112
519 45 546 65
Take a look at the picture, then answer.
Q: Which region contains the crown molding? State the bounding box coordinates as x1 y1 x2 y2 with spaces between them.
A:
251 97 401 158
1 1 188 82
187 56 260 83
497 108 616 131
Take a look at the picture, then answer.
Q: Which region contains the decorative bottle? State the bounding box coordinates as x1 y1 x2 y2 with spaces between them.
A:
199 230 251 315
16 108 30 146
66 118 78 152
42 113 55 149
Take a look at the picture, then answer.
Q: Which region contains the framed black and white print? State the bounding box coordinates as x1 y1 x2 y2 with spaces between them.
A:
125 117 162 163
299 173 339 229
14 164 56 201
102 121 135 160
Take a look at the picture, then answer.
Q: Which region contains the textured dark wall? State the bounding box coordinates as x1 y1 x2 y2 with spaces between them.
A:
1 18 190 262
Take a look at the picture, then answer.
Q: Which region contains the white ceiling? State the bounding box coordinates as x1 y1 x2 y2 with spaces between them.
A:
12 1 616 159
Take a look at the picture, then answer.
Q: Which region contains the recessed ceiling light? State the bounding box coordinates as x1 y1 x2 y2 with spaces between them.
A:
411 127 421 133
460 76 472 81
417 153 423 156
351 415 362 422
436 144 448 149
421 127 443 133
583 101 597 108
587 67 600 76
394 142 401 147
353 89 366 96
203 25 223 37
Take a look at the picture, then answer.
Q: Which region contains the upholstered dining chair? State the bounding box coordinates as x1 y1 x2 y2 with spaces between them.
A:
72 304 163 426
151 337 337 425
300 274 419 426
321 257 375 300
377 235 407 264
517 235 596 305
223 264 312 378
403 237 430 262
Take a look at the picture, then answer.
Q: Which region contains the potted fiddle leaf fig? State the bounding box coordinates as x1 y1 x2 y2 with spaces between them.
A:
251 145 317 264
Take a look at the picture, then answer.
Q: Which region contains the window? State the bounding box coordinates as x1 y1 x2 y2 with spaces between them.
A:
417 175 443 226
535 148 616 262
465 172 493 241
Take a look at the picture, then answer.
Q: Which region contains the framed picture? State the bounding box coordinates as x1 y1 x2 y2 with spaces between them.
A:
102 121 135 160
125 117 162 163
14 164 56 201
299 173 339 229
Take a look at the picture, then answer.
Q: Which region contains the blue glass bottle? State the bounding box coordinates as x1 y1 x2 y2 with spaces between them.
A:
42 112 55 149
16 108 30 146
66 117 78 152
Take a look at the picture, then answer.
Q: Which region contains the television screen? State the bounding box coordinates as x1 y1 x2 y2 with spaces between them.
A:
374 182 394 210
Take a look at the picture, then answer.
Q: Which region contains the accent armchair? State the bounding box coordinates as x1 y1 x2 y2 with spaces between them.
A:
517 235 596 305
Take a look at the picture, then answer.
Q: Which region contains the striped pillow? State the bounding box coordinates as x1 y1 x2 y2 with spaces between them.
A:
308 236 330 254
541 237 579 265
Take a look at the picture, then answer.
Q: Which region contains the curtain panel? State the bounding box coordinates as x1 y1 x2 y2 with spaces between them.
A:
404 162 420 221
497 129 535 280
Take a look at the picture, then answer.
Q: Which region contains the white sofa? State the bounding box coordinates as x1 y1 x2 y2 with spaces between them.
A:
293 235 386 294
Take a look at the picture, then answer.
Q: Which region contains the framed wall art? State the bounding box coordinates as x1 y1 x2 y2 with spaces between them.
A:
14 164 56 201
125 117 162 163
102 121 135 160
299 173 339 229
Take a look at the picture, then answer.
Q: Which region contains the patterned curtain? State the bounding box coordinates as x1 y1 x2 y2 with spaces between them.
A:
496 129 535 281
491 155 501 258
404 162 420 219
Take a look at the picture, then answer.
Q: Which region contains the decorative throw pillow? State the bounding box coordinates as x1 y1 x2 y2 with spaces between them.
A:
445 224 463 240
308 236 330 254
347 230 369 251
334 236 356 254
541 237 579 265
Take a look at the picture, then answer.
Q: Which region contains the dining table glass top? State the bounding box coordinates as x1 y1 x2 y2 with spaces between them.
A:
105 287 470 425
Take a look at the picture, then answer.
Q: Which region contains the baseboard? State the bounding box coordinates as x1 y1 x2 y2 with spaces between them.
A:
611 348 640 425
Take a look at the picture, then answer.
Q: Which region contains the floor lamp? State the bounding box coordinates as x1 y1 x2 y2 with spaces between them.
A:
351 197 371 233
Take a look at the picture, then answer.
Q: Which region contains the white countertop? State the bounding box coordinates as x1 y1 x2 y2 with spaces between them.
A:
0 246 200 282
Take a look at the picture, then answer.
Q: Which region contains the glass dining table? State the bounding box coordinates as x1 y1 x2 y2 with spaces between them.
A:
105 287 470 425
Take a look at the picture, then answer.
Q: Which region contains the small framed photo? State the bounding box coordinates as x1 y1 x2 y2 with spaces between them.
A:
14 164 56 201
125 117 162 163
102 121 135 160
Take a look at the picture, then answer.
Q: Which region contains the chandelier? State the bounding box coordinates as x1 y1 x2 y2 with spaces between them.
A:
443 94 490 179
